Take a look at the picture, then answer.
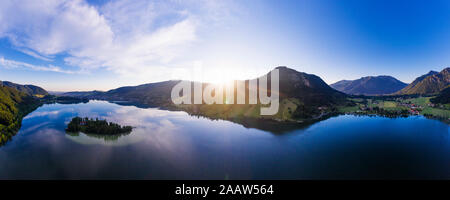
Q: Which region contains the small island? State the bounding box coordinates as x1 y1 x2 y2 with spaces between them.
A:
66 117 132 135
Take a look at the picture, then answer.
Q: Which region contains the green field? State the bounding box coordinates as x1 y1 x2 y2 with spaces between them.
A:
342 96 450 120
421 107 450 118
383 101 396 108
401 97 431 106
337 105 360 113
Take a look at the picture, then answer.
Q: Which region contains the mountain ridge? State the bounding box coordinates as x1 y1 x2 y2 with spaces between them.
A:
0 81 48 96
396 68 450 95
330 75 407 95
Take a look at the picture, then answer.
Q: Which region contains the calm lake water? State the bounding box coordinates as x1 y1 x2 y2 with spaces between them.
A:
0 100 449 179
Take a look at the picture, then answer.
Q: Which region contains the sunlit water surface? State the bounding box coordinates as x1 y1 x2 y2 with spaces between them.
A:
0 101 449 179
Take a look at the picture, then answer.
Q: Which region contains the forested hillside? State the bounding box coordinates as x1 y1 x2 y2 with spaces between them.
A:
397 68 449 94
430 86 450 104
0 85 41 145
0 81 48 96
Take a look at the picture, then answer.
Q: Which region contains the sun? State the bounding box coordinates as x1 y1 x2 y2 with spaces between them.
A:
201 69 237 86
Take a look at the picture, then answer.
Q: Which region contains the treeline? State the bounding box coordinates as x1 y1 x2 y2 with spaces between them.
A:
349 93 434 101
66 117 133 135
0 86 25 125
42 95 89 105
346 107 410 118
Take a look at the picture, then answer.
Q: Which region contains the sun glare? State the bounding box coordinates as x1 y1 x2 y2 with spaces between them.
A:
200 69 237 86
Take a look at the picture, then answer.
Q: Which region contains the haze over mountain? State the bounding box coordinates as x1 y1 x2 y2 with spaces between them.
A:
330 76 408 95
396 68 450 95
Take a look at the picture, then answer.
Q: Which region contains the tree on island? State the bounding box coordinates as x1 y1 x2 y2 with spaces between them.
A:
66 117 132 135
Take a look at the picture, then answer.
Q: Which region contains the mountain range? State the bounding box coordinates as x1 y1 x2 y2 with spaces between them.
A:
1 66 449 137
63 67 348 122
1 66 448 126
330 76 408 95
61 66 450 122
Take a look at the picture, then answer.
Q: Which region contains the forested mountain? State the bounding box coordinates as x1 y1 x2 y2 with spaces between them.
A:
396 68 450 94
396 71 438 94
0 84 41 144
275 66 347 105
330 76 407 95
0 81 48 96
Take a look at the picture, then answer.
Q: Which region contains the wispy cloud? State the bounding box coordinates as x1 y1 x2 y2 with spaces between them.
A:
16 48 54 62
0 0 239 80
0 57 76 74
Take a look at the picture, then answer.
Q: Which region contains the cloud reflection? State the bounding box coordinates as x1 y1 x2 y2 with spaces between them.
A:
2 101 274 179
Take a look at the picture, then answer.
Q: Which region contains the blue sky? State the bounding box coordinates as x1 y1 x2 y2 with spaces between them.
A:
0 0 449 91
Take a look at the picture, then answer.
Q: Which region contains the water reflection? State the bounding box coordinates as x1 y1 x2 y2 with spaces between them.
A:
106 100 318 134
66 132 131 143
0 100 448 179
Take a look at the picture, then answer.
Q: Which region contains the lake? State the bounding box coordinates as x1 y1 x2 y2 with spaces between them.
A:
0 100 449 179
